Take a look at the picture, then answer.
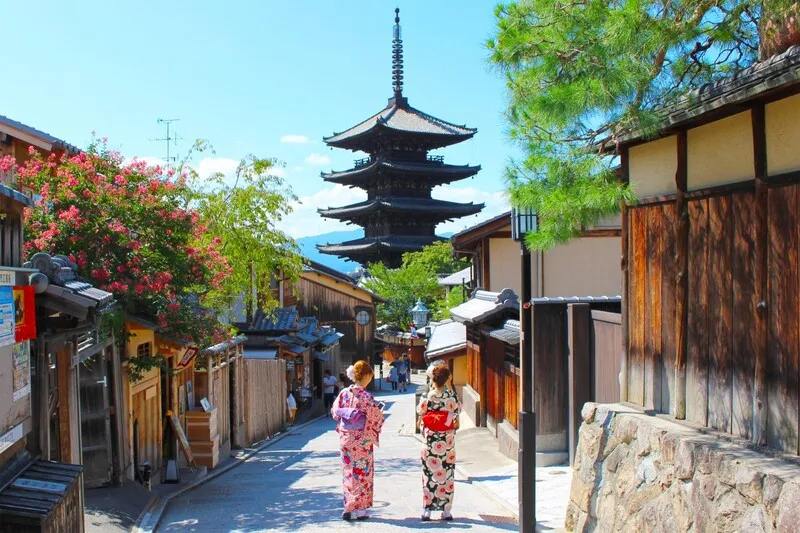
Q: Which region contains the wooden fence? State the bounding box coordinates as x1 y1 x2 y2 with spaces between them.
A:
243 358 287 446
627 183 800 455
524 299 622 462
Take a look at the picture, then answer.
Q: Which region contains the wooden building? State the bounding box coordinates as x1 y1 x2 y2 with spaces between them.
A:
449 290 519 442
124 316 246 479
424 319 467 397
616 45 800 455
451 211 622 298
317 9 483 267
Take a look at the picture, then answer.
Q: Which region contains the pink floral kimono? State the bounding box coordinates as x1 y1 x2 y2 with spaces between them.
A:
418 388 460 512
331 385 384 513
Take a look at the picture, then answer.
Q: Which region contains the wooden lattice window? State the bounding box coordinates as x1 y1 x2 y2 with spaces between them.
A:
136 342 151 358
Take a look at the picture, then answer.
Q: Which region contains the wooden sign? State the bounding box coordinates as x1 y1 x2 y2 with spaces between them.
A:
176 346 199 369
166 410 194 466
200 397 212 412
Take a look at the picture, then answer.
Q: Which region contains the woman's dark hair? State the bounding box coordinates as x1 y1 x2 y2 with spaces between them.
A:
430 365 451 387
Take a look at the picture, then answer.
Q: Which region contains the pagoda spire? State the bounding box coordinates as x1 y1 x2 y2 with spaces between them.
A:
392 8 404 100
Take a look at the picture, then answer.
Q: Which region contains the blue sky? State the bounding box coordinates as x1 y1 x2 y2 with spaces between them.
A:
2 1 517 237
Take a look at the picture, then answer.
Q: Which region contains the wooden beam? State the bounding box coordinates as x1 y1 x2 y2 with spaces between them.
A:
674 130 689 420
752 103 769 446
620 147 630 402
57 346 72 462
567 303 591 466
581 229 622 238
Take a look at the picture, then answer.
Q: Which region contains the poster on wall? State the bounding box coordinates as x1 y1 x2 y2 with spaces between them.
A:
12 341 30 402
186 381 194 410
0 286 15 347
179 385 186 416
176 346 199 369
13 286 36 343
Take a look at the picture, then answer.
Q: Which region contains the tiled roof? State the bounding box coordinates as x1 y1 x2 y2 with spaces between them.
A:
615 46 800 146
282 343 308 355
319 197 484 220
322 158 480 186
438 266 472 287
488 319 521 345
319 331 344 347
313 350 330 363
450 288 519 325
425 319 466 360
317 235 443 256
0 114 80 153
202 336 246 355
24 253 114 316
249 307 299 332
324 99 476 151
0 183 33 207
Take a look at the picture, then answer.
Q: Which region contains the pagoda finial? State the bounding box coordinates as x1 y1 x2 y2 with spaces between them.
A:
392 7 404 99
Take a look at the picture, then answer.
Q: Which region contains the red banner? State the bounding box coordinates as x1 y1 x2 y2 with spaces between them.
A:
13 286 36 343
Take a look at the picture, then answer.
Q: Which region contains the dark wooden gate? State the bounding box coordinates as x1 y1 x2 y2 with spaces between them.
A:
484 336 505 433
78 349 113 487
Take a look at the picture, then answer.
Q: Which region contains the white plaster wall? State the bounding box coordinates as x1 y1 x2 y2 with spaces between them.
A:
489 237 522 295
543 237 622 297
766 93 800 176
687 111 754 190
629 136 678 197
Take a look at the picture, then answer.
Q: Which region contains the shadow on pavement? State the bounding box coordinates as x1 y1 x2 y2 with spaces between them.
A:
366 514 518 530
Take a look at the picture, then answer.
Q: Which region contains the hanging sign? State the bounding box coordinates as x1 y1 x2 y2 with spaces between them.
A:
0 286 15 347
13 286 36 343
0 270 14 286
12 341 30 402
176 346 199 369
166 410 194 466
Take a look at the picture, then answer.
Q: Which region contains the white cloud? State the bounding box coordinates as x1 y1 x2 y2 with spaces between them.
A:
276 184 509 240
292 166 305 172
433 186 510 235
279 185 367 238
305 153 332 166
280 134 309 144
195 157 240 179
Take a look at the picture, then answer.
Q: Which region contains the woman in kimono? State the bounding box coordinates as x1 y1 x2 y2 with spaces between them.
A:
418 363 461 521
331 360 384 521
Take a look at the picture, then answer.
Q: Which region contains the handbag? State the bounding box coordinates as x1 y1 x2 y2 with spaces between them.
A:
335 407 366 431
421 410 454 432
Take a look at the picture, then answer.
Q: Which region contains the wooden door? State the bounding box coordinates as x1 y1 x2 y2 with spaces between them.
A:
484 337 505 434
79 352 113 487
131 382 161 474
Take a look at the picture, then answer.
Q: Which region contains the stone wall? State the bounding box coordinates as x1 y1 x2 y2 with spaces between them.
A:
462 385 481 427
566 402 800 533
498 420 518 461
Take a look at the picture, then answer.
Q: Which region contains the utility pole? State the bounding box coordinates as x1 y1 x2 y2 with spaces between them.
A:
150 118 180 171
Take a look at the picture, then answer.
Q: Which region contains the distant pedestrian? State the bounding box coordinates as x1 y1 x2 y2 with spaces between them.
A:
418 363 461 521
397 354 409 392
388 364 398 390
323 370 337 415
331 361 385 521
286 391 297 426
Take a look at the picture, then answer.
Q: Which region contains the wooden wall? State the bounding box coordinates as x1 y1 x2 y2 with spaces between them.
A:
295 276 374 364
626 184 800 454
504 363 520 429
243 358 287 445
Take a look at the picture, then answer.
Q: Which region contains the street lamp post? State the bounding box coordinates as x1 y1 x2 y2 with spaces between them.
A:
512 207 537 533
411 299 430 330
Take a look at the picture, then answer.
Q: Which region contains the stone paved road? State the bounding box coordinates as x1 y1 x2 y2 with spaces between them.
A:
156 385 519 532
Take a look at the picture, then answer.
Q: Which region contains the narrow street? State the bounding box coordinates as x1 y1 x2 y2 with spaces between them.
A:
156 383 518 532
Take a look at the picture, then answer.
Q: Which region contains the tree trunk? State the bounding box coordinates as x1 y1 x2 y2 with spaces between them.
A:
760 4 800 60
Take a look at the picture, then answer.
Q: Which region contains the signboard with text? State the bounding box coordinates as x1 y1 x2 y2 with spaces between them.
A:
176 346 199 369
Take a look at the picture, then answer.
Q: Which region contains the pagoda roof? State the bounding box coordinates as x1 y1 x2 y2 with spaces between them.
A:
322 157 481 186
319 197 484 221
323 98 477 151
316 234 443 257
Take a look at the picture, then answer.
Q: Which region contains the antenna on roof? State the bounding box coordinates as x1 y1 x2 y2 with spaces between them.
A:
392 8 404 99
149 118 181 171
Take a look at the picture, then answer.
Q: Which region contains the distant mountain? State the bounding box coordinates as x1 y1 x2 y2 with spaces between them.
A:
295 230 454 274
296 230 363 274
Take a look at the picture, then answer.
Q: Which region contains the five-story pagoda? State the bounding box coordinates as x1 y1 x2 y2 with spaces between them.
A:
317 8 483 268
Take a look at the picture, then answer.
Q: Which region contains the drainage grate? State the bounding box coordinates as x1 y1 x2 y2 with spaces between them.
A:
479 514 518 524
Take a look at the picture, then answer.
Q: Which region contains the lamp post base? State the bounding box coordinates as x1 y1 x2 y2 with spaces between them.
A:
518 410 536 533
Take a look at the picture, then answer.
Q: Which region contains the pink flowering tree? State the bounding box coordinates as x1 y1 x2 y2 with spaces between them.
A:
9 140 234 379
